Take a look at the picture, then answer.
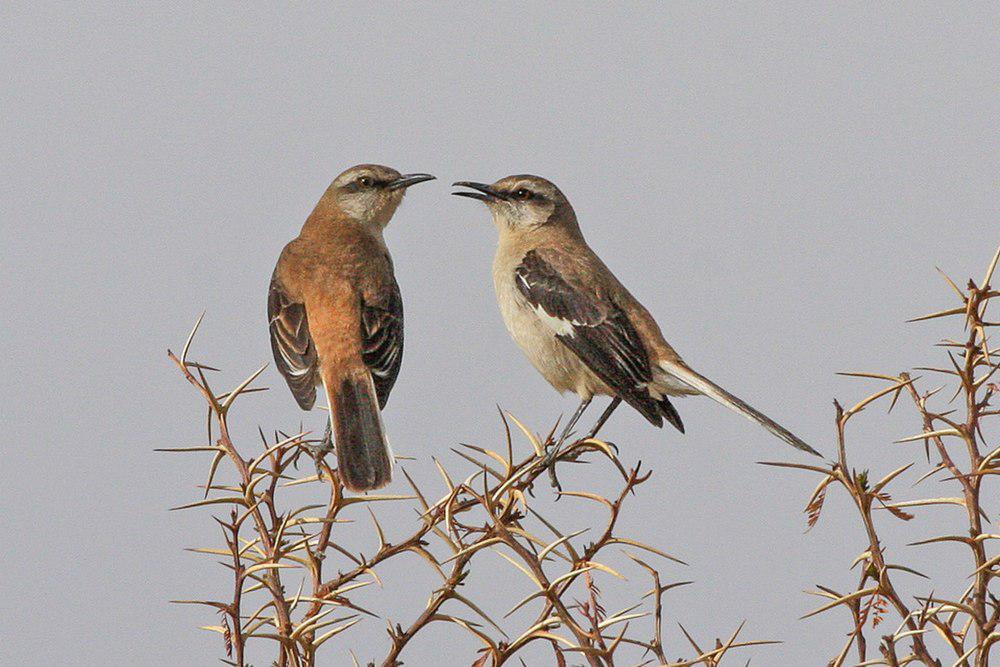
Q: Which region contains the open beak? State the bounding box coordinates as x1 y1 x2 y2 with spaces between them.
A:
386 173 436 191
451 181 506 202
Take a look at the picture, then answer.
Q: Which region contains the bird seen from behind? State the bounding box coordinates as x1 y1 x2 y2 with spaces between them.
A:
452 175 821 469
269 164 434 491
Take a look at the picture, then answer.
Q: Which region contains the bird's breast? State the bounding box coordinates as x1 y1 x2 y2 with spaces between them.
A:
492 249 540 338
492 249 606 397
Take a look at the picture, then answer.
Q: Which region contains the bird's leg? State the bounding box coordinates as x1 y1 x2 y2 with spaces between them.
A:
546 397 592 491
321 418 334 452
554 397 592 448
585 397 622 440
310 418 335 481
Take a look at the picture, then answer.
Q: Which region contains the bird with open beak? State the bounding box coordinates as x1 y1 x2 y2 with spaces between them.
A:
269 164 435 491
453 175 820 482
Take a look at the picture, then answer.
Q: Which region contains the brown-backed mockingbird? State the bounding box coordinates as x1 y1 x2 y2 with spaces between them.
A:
453 175 820 462
269 164 434 491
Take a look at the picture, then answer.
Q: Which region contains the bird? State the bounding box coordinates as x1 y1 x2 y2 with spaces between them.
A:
268 164 434 491
452 175 820 468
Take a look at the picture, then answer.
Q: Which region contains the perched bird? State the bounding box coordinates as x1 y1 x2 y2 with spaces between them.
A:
453 175 820 462
269 165 434 491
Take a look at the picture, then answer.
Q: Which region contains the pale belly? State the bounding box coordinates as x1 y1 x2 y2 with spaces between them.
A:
493 270 611 399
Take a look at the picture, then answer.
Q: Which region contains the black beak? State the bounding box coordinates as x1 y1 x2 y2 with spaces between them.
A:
451 181 506 202
386 173 436 191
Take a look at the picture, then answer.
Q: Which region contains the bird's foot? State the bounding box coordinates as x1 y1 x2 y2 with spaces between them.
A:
542 441 563 493
306 422 335 481
582 427 619 452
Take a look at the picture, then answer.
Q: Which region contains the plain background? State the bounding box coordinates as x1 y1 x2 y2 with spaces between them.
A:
3 3 998 665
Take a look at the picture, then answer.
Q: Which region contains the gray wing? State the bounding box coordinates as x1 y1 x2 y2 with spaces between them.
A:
514 250 682 431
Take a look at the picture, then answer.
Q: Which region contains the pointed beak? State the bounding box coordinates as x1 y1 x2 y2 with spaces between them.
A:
386 173 436 191
451 181 506 202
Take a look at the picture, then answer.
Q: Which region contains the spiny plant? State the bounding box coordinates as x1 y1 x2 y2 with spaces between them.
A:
165 316 772 666
765 246 999 666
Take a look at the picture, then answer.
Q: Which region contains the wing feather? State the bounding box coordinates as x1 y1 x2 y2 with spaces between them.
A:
361 280 404 409
514 250 679 429
268 275 318 410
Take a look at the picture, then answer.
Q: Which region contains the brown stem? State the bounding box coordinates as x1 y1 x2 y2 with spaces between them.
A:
228 521 246 667
834 404 937 666
496 522 602 667
169 352 298 663
380 557 472 667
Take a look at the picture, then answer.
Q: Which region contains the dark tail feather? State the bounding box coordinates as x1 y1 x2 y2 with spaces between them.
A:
623 392 685 433
327 373 393 491
656 396 685 433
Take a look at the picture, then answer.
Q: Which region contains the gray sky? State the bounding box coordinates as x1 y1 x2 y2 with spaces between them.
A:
3 3 998 665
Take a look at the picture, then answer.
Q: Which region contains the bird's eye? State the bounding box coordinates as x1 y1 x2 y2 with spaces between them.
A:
513 188 532 200
358 176 374 187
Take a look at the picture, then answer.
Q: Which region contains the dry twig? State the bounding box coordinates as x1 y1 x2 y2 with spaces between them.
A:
166 317 771 666
764 245 1000 666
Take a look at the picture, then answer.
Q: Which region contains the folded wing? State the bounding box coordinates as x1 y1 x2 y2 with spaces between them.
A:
268 275 318 410
360 279 404 409
514 250 682 431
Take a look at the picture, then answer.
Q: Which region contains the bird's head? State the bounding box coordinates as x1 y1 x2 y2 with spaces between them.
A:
452 175 573 231
325 164 435 228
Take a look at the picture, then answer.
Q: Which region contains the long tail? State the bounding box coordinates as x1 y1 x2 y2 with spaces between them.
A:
324 371 393 491
658 360 821 457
